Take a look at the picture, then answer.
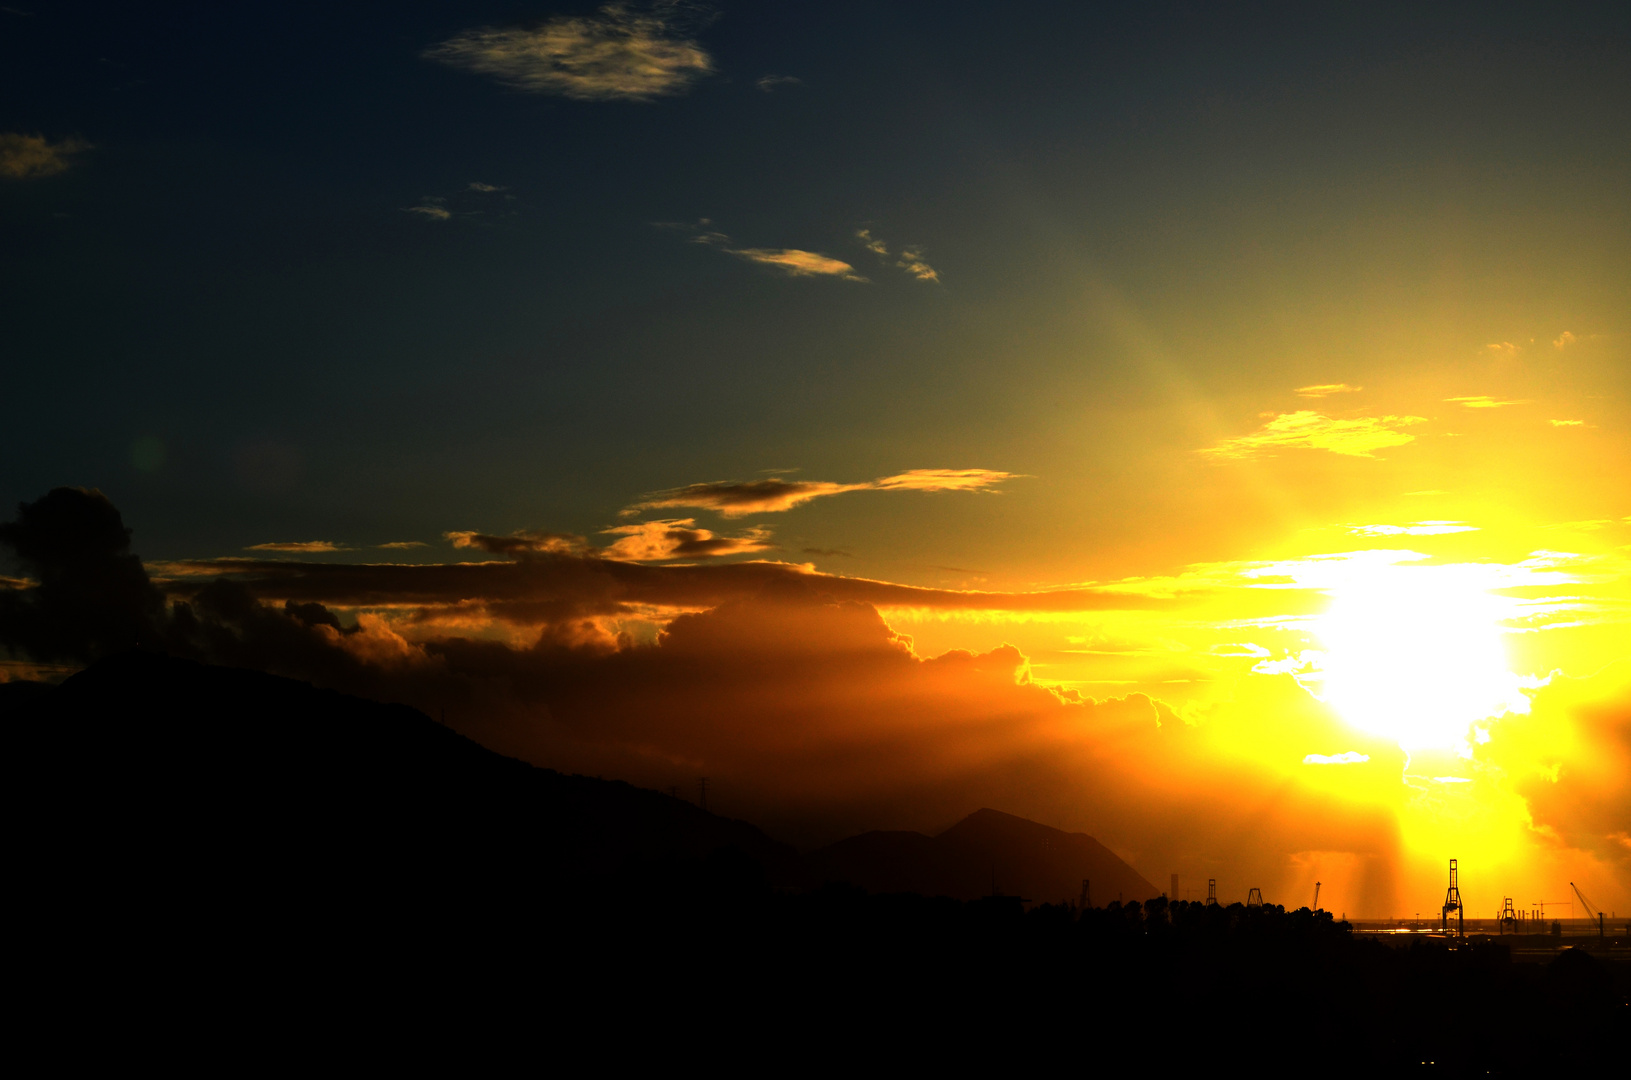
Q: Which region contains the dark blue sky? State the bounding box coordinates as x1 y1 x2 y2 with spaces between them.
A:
4 1 1627 577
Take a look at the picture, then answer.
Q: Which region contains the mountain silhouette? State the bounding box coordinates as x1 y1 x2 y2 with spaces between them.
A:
10 650 798 939
806 807 1160 903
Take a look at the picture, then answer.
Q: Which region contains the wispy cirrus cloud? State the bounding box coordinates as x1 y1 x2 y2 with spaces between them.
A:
1347 521 1478 537
0 132 90 179
1200 411 1425 460
855 229 940 282
245 541 350 554
424 3 714 102
755 74 801 92
1304 752 1369 765
1294 383 1362 398
1445 395 1529 409
628 468 1019 517
669 221 865 281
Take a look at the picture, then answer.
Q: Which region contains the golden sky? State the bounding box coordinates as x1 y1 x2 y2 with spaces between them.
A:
3 2 1627 917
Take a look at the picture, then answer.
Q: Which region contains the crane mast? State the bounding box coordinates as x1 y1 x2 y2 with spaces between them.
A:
1569 882 1604 938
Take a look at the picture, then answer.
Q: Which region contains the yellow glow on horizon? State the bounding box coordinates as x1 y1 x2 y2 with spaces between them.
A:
1314 564 1532 753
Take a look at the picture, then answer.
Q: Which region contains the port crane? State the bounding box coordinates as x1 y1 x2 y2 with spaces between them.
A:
1569 882 1605 938
1312 882 1321 911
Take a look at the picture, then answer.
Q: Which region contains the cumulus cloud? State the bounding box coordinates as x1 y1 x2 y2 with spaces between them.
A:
1 487 1415 896
1200 411 1425 460
628 468 1019 517
856 229 940 282
1303 752 1369 765
1346 522 1478 537
1294 384 1362 398
424 3 714 102
0 132 90 179
1445 396 1528 409
245 541 350 553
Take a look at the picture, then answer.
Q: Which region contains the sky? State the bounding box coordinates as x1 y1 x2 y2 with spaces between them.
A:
3 1 1628 916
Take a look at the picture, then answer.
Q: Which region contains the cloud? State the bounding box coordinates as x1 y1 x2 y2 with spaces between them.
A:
727 247 865 280
1484 342 1521 358
1346 522 1478 537
1200 411 1425 459
1294 384 1362 398
405 202 452 221
245 541 350 553
1554 331 1577 349
628 468 1018 517
376 541 428 550
1550 419 1586 428
755 75 801 92
3 487 1415 894
664 221 867 281
856 229 940 282
1303 752 1369 765
445 529 591 557
601 519 773 562
1445 396 1528 409
468 182 504 192
424 3 714 102
0 132 90 179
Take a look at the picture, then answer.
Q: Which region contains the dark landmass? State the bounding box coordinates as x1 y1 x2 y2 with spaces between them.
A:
9 652 1625 1071
806 807 1159 903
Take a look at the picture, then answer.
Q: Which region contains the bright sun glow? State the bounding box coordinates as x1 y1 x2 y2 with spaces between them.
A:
1312 565 1532 752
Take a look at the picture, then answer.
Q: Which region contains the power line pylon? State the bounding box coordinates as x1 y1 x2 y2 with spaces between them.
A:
1247 887 1263 907
696 776 709 811
1079 879 1091 910
1205 878 1218 906
1441 858 1463 936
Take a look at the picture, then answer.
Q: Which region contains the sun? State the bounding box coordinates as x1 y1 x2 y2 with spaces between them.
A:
1312 564 1531 752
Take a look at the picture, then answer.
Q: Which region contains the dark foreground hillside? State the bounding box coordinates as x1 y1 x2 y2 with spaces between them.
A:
7 653 1625 1071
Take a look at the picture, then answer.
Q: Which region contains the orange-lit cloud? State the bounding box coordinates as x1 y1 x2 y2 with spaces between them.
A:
0 133 90 179
599 519 774 561
1550 419 1586 428
1445 396 1529 409
1200 411 1424 459
856 229 940 282
376 541 428 550
424 5 714 102
1553 331 1577 349
630 468 1018 517
245 540 350 553
1484 342 1521 357
1294 383 1362 398
1303 752 1369 764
